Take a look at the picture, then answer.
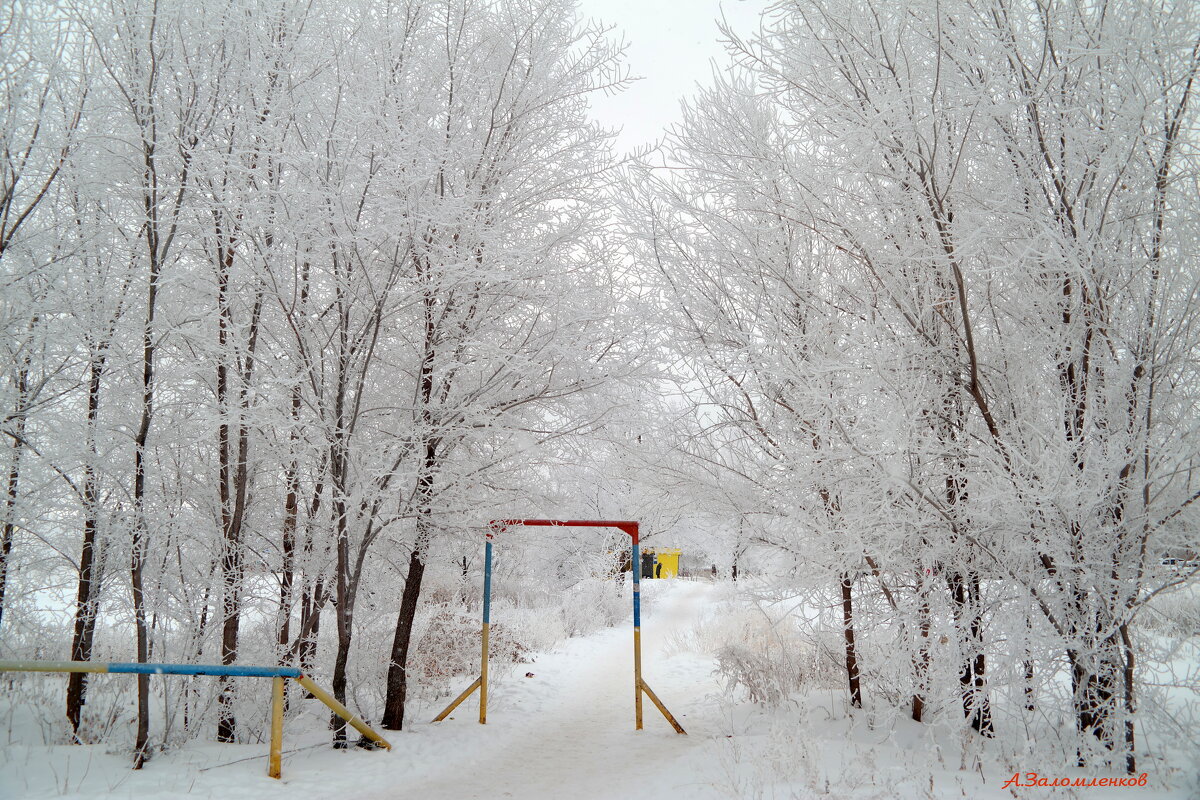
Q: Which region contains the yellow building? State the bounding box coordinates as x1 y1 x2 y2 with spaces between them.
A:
644 548 682 578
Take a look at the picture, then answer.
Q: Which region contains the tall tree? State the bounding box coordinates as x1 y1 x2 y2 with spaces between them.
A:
378 0 627 731
640 0 1200 770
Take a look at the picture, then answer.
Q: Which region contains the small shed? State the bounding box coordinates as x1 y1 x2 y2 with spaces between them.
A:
644 547 682 578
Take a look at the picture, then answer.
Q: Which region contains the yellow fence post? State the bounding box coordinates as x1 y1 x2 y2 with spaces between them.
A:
634 627 644 730
269 676 284 779
480 621 490 724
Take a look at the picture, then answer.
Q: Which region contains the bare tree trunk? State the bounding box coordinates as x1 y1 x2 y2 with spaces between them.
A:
382 539 427 730
297 575 324 673
911 585 931 722
67 355 106 736
277 379 305 656
131 238 161 768
215 254 262 743
1120 622 1136 774
382 243 441 731
330 471 350 745
1067 599 1131 768
1023 609 1036 712
329 359 353 747
0 363 28 632
948 570 993 736
840 573 861 709
381 436 438 730
183 571 212 736
278 472 298 654
381 334 439 730
215 241 238 742
291 478 328 674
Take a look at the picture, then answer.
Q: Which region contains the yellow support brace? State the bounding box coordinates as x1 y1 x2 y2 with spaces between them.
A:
269 676 284 779
640 680 686 734
432 676 482 722
294 675 392 750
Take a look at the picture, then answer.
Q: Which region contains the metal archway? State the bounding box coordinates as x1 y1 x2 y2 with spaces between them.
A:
432 519 685 733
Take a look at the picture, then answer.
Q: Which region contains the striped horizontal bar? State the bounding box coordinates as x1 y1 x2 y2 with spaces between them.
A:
489 519 639 542
0 660 301 678
0 660 110 674
108 663 302 678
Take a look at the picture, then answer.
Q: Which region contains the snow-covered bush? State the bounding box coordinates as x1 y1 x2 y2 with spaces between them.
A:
558 577 627 637
1141 582 1200 638
667 595 841 705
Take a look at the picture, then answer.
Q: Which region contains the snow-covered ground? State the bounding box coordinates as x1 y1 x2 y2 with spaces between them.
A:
3 580 1197 799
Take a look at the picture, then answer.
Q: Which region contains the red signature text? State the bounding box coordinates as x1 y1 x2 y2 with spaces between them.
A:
1002 772 1149 789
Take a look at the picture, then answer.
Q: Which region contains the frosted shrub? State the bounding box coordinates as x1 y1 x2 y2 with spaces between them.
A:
559 577 626 637
713 618 836 705
1142 582 1200 638
411 605 531 695
668 597 840 705
413 606 481 683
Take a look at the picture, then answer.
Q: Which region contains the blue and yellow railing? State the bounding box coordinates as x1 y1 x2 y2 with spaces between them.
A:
0 660 391 779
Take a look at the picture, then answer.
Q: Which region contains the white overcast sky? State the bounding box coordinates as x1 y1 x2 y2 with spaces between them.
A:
573 0 768 153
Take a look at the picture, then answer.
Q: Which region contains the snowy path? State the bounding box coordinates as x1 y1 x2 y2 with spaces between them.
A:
386 579 724 799
11 579 1188 800
0 580 731 800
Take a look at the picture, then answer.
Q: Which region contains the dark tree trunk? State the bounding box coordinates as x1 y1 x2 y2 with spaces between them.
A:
1067 608 1133 770
0 363 29 632
0 436 23 632
911 588 931 722
215 237 235 741
948 571 993 736
297 576 324 673
381 259 442 731
278 465 298 654
131 242 161 769
840 573 861 709
0 446 22 631
292 474 326 673
67 356 106 736
382 543 427 729
214 234 262 743
330 453 352 748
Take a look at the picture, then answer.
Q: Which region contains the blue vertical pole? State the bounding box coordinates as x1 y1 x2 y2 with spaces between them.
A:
632 543 641 628
480 538 493 723
632 541 643 729
482 539 493 627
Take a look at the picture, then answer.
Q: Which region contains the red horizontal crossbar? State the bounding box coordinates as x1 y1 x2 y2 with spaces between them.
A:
489 519 639 543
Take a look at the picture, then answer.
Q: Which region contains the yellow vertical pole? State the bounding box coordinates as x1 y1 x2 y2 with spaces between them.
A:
269 676 284 779
634 628 644 730
480 622 490 724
